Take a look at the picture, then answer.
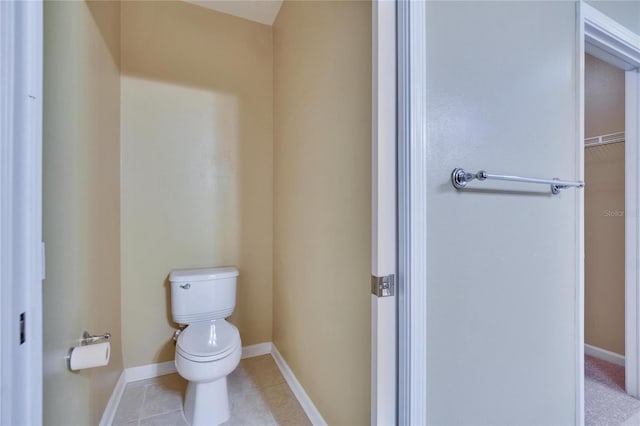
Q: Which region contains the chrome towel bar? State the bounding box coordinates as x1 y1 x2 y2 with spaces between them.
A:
451 168 585 195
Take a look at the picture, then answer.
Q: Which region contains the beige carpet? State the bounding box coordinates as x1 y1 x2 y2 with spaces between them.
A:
586 355 640 426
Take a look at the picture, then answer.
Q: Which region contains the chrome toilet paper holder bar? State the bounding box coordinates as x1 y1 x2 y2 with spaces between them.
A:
81 331 111 346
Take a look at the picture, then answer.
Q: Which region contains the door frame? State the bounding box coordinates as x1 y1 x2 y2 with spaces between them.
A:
578 2 640 423
371 0 397 424
397 0 428 424
0 1 43 424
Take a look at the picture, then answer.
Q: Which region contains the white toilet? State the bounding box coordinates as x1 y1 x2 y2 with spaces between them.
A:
169 267 242 426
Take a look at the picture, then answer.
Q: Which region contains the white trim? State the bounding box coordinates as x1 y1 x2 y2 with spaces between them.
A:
580 0 640 408
583 3 640 70
371 0 397 279
0 1 43 424
125 360 177 383
625 68 640 399
371 0 397 424
23 2 44 423
585 344 625 366
98 371 127 426
0 4 16 424
271 344 327 426
371 296 396 426
241 342 272 359
398 0 428 424
576 4 586 425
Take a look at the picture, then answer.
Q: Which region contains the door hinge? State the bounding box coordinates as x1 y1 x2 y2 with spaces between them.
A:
371 274 395 297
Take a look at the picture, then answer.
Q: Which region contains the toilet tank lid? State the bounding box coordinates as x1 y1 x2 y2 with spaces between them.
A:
169 267 238 282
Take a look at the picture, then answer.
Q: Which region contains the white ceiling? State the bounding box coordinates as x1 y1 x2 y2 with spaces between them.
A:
183 0 283 26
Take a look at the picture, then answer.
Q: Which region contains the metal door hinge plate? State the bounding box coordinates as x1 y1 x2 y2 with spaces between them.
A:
371 274 395 297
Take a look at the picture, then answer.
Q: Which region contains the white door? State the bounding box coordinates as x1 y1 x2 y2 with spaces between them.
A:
0 1 43 425
399 1 583 424
371 0 396 424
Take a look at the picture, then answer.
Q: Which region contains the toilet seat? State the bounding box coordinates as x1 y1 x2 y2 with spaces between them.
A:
177 320 240 362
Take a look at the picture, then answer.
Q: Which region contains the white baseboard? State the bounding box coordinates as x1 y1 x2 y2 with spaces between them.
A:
124 341 275 381
242 342 272 359
125 360 177 382
102 341 326 426
585 343 625 366
98 370 127 426
271 344 327 426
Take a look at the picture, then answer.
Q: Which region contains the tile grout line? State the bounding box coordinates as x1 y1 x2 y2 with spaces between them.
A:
138 409 184 424
137 383 149 424
138 409 183 422
255 378 287 392
138 380 186 422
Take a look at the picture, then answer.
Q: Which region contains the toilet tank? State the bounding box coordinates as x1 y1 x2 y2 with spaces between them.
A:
169 267 238 324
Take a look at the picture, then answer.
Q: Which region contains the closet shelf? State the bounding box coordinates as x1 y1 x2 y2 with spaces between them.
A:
585 131 625 148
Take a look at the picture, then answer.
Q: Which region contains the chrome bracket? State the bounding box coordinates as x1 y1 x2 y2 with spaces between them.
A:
551 178 565 195
371 274 395 297
81 331 111 346
451 168 486 189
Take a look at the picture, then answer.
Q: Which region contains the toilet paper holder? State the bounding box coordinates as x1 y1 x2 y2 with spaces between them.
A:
80 331 111 346
65 331 112 372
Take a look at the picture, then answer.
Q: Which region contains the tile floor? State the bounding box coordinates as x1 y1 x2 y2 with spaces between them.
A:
113 355 311 426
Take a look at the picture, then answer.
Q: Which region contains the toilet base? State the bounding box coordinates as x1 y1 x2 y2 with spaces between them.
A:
183 377 229 426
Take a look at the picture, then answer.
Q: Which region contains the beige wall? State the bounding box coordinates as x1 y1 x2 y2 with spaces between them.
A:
585 54 626 355
120 1 273 368
273 1 371 424
44 2 372 423
43 1 123 424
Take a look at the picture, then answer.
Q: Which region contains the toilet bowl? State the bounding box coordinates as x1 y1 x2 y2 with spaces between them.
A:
175 320 241 425
169 266 241 426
